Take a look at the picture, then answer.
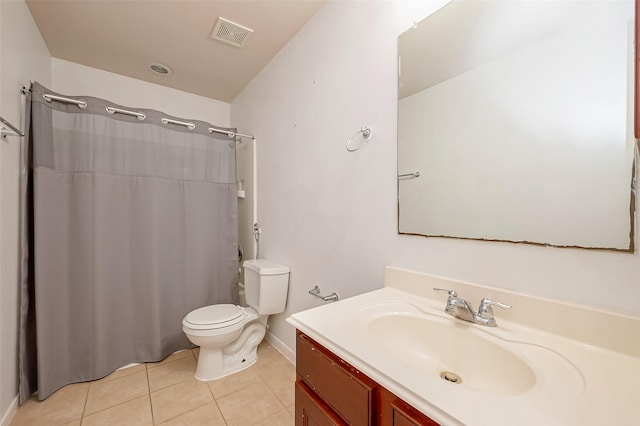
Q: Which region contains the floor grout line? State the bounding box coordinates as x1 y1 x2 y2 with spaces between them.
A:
146 363 156 426
79 381 91 425
204 377 229 426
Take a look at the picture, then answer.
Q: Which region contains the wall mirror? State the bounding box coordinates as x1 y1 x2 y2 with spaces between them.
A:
397 0 636 251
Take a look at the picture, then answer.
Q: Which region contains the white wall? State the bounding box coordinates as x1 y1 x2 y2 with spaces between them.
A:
52 58 230 125
0 1 51 423
231 0 640 355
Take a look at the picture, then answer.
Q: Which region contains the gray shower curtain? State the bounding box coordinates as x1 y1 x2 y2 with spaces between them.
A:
18 82 239 401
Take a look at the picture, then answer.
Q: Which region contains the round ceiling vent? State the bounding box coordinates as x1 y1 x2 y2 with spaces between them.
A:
148 62 173 76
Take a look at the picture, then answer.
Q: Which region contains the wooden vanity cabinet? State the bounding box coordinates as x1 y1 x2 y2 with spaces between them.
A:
295 330 439 426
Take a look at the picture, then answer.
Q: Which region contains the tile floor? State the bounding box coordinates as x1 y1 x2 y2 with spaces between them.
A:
10 341 295 426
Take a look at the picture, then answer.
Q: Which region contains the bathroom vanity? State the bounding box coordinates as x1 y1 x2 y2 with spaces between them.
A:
287 267 640 425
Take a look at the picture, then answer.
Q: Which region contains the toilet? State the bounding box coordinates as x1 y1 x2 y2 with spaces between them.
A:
182 259 290 381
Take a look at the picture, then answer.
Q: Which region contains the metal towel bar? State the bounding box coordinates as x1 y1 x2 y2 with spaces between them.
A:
0 115 24 138
398 171 421 178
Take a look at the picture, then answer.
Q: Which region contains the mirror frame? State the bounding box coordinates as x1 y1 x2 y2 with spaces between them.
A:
634 0 640 137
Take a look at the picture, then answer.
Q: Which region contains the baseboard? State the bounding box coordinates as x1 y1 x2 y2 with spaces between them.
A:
0 395 18 426
265 331 296 365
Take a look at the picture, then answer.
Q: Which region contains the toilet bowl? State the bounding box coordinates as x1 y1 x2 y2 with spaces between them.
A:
182 259 289 381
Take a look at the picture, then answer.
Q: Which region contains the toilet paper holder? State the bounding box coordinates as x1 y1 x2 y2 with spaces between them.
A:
309 285 339 302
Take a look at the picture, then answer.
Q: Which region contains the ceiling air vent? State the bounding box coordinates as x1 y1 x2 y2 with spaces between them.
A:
211 17 253 48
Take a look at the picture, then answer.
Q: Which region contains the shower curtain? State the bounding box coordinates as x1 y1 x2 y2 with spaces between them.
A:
18 82 239 401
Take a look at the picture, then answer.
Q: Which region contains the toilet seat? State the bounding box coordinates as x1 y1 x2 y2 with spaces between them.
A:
183 304 247 330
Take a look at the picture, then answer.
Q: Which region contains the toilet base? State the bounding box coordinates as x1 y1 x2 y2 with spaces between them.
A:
194 345 259 381
193 317 267 381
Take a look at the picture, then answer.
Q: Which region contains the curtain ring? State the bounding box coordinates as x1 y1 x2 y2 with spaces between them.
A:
346 126 372 152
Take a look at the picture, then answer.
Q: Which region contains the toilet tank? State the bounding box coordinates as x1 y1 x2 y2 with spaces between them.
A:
243 259 290 315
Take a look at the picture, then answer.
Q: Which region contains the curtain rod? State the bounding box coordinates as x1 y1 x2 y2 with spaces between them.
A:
38 89 256 141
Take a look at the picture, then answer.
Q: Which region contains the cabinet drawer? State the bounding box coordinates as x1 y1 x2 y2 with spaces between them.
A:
295 380 347 426
391 398 439 426
296 331 376 425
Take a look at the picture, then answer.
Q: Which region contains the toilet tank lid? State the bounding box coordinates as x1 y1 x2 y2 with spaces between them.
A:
243 259 290 275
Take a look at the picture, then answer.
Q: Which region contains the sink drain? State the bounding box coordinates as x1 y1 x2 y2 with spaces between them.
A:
440 371 462 384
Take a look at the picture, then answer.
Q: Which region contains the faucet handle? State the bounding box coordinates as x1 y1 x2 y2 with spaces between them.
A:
433 288 457 297
478 297 511 318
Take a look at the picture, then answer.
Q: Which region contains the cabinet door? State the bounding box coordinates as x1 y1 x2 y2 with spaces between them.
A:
295 380 347 426
296 332 375 425
376 386 440 426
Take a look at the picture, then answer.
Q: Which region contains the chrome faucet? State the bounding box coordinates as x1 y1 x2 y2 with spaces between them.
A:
434 288 476 322
433 288 511 327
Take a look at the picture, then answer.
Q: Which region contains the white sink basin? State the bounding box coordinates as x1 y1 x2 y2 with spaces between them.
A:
359 302 585 398
368 313 536 394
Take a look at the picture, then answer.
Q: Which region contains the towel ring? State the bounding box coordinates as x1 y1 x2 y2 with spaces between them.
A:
346 126 372 152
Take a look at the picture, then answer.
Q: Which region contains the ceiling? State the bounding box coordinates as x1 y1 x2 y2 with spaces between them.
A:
26 0 326 103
